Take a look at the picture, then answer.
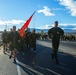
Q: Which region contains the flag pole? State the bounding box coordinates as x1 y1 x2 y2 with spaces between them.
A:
20 11 36 37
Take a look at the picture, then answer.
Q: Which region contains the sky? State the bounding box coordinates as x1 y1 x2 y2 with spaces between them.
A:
0 0 76 31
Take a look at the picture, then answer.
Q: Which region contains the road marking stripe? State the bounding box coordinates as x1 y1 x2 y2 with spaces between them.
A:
16 58 21 75
19 61 44 75
46 69 61 75
23 64 44 75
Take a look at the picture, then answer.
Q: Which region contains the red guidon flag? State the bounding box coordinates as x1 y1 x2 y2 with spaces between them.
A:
20 12 35 37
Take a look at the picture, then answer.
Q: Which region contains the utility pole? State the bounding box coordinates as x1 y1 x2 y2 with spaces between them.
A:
5 23 7 31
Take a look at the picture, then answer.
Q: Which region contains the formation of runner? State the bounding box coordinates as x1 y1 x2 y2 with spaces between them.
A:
1 26 37 63
1 21 76 64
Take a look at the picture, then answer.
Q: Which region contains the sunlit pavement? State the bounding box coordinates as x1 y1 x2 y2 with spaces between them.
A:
0 47 18 75
0 40 76 75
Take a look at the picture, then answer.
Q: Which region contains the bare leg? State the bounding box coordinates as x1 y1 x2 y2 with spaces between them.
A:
13 49 17 62
3 43 6 54
9 50 13 59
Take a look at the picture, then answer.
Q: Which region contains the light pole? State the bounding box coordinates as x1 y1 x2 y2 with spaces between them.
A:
5 23 7 31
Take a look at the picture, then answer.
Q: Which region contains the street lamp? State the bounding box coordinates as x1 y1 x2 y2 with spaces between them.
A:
5 23 7 31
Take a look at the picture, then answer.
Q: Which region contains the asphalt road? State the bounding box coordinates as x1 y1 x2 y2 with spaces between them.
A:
0 40 76 75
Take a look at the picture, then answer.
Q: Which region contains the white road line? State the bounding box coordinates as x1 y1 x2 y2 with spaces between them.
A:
16 58 43 75
16 58 21 75
46 69 61 75
23 64 44 75
37 66 61 75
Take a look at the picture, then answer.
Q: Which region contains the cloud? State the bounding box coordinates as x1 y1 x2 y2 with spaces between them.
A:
0 20 25 25
72 27 76 30
52 8 62 10
37 6 55 16
0 28 5 31
58 0 76 16
59 23 76 26
34 23 76 31
35 24 53 29
56 23 76 30
52 8 66 11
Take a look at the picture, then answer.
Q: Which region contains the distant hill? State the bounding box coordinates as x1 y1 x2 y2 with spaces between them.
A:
0 28 76 34
30 28 48 33
30 28 76 33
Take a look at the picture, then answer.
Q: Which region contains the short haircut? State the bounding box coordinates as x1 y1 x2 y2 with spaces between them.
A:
13 26 16 28
33 29 35 32
55 21 58 25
